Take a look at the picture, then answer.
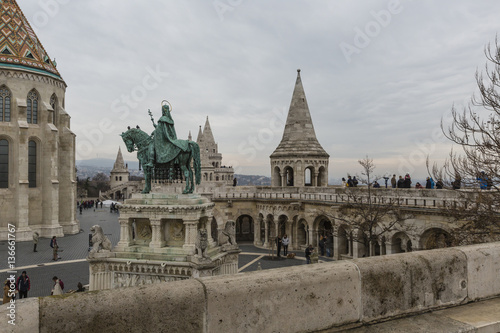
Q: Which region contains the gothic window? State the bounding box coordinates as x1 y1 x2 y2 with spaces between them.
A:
119 176 122 181
28 140 37 188
50 94 57 125
0 139 8 188
27 90 39 124
0 86 11 122
115 176 118 181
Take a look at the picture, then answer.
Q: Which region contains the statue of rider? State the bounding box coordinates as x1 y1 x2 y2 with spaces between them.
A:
147 104 188 167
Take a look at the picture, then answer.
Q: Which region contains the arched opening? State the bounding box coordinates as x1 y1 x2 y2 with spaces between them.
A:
337 225 350 257
28 140 37 188
304 167 313 186
420 228 452 250
317 216 333 257
236 215 254 242
391 232 412 253
27 89 39 124
50 94 58 125
357 230 369 258
273 166 281 187
297 219 308 247
0 85 12 122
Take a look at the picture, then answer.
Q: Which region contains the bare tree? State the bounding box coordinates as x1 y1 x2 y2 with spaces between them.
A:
429 37 500 244
323 157 413 256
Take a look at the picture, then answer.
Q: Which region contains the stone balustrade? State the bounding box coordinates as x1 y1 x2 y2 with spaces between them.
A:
4 241 500 332
211 186 478 210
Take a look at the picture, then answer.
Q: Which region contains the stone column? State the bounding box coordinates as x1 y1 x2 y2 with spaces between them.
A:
149 218 165 248
308 225 314 247
183 219 198 254
333 234 341 260
313 172 319 186
116 218 132 250
206 216 217 247
352 241 360 259
263 221 269 248
253 216 261 246
280 172 286 187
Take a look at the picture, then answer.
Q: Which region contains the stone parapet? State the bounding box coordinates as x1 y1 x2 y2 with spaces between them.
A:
5 241 500 332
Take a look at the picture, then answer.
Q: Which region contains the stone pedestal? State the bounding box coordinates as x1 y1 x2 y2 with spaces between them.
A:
88 193 240 291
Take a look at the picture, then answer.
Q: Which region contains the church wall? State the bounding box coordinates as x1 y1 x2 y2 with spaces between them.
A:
0 69 77 240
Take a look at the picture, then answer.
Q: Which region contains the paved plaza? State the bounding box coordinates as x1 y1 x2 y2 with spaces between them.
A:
0 208 333 299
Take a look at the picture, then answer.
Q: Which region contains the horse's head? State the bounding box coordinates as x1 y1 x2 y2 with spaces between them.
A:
120 129 136 153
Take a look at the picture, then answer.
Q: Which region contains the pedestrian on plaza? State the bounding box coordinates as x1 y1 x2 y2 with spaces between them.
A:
352 176 359 187
341 177 346 187
426 177 432 189
79 205 83 215
100 201 103 208
51 276 64 295
76 282 85 292
347 176 353 187
50 236 60 261
436 179 444 189
391 174 397 188
403 174 412 188
16 271 30 299
319 235 325 256
305 245 313 264
33 231 39 252
282 234 290 256
275 235 282 258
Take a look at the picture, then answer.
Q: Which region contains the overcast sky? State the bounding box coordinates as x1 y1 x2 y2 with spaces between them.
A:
18 0 500 179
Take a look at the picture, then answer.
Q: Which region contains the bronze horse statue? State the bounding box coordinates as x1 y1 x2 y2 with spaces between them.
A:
120 105 201 194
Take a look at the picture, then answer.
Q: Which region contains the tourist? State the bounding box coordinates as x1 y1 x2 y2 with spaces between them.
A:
373 181 380 188
436 179 444 189
391 174 397 188
347 176 353 187
16 271 30 299
282 234 290 256
425 177 432 189
33 231 39 252
50 236 60 261
415 182 423 189
452 174 461 190
318 235 325 256
397 176 404 188
305 245 313 264
341 177 346 187
76 282 85 292
275 235 282 258
51 276 64 295
403 174 412 188
352 176 359 187
79 204 83 215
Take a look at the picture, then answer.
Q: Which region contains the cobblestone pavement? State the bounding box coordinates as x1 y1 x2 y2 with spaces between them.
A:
0 209 335 299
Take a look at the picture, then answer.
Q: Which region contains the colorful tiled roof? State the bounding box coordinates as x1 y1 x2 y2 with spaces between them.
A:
0 0 62 79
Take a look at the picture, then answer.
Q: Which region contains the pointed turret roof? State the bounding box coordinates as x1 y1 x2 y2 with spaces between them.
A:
196 125 203 143
188 130 192 141
0 0 62 80
271 70 329 158
111 147 127 172
202 116 216 145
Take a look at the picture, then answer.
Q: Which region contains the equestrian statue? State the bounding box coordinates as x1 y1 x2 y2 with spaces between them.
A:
120 101 201 194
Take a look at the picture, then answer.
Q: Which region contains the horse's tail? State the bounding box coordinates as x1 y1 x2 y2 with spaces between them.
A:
191 142 201 185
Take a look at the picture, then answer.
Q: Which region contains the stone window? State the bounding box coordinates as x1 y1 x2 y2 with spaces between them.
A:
0 86 11 122
27 90 39 124
119 176 122 181
50 94 57 125
28 140 37 188
0 139 8 188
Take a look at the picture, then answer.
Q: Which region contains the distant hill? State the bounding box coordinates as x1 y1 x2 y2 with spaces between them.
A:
76 158 139 169
235 174 271 186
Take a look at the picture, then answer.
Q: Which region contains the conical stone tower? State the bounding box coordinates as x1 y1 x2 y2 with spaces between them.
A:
270 70 329 187
110 147 129 189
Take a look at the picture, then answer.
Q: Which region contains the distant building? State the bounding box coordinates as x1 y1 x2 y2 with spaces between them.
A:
0 0 79 240
196 117 234 185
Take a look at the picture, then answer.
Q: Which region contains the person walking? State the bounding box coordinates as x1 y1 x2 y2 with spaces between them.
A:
51 276 64 295
305 245 313 264
391 174 397 188
275 235 282 258
33 231 39 252
282 235 290 256
50 236 60 261
16 271 30 299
